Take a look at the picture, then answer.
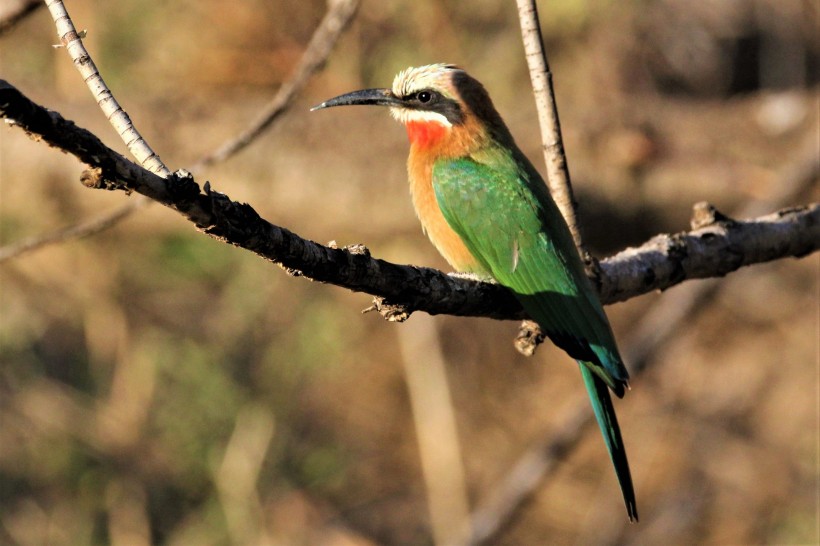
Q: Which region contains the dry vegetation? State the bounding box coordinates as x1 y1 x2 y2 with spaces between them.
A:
0 0 818 545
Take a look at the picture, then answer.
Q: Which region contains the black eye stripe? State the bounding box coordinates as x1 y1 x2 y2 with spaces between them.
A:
400 89 464 125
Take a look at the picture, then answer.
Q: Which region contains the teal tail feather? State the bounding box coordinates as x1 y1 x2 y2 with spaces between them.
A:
578 362 639 522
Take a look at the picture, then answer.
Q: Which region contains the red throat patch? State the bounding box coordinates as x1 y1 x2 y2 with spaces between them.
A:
405 121 447 148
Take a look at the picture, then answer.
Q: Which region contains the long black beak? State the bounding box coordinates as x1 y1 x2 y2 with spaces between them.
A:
311 88 402 111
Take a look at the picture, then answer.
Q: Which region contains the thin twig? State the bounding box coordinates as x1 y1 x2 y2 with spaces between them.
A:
0 199 146 263
192 0 360 169
0 0 41 37
515 0 586 257
2 80 817 319
44 0 170 176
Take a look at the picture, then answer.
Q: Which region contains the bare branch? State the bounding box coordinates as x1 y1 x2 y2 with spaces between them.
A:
515 0 585 256
0 200 145 264
0 0 41 37
193 0 361 169
597 202 819 303
2 80 817 320
44 0 170 176
465 397 594 545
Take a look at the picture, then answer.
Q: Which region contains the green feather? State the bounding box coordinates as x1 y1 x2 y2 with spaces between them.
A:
580 363 639 522
432 143 638 521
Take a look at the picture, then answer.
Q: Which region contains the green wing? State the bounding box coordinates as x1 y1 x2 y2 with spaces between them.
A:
431 146 629 391
432 146 638 521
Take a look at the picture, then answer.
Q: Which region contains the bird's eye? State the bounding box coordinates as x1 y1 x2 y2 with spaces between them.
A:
417 91 433 103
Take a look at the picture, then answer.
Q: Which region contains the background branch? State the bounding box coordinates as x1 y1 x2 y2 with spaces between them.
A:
0 199 147 263
192 0 360 169
2 80 816 319
397 316 471 546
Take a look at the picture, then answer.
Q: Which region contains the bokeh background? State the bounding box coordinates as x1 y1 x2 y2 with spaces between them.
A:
1 0 818 544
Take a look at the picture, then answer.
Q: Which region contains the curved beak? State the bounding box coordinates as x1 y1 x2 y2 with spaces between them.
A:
311 88 402 111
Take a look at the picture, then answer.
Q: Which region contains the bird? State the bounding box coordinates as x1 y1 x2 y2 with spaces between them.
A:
312 63 638 522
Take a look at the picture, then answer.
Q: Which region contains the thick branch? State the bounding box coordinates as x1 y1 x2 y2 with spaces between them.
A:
598 202 819 303
2 80 818 320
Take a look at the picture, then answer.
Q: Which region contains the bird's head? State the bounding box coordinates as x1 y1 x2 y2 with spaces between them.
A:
313 64 509 152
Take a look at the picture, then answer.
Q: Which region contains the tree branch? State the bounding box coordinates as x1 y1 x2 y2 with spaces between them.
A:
1 79 817 319
0 199 147 263
597 201 819 303
192 0 360 170
515 0 586 256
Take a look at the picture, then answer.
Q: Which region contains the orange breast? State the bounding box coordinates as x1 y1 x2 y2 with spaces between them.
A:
405 121 448 149
407 147 478 272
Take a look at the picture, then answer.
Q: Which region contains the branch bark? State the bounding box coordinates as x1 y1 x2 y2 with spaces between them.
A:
516 0 585 256
1 79 818 319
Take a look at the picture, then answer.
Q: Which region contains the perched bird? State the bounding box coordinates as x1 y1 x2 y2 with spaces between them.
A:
313 64 638 522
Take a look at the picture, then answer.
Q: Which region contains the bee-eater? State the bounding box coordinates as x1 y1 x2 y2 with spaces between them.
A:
313 64 637 522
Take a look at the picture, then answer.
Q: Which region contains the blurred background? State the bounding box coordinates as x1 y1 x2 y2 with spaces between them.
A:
1 0 818 544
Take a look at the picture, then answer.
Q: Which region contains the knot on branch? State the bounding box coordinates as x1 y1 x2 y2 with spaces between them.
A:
344 243 371 257
514 319 545 356
80 167 129 193
584 253 602 293
201 181 262 239
363 296 412 322
168 169 201 205
327 241 371 258
691 201 737 230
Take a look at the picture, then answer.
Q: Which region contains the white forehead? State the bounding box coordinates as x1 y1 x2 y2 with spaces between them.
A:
391 63 461 98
